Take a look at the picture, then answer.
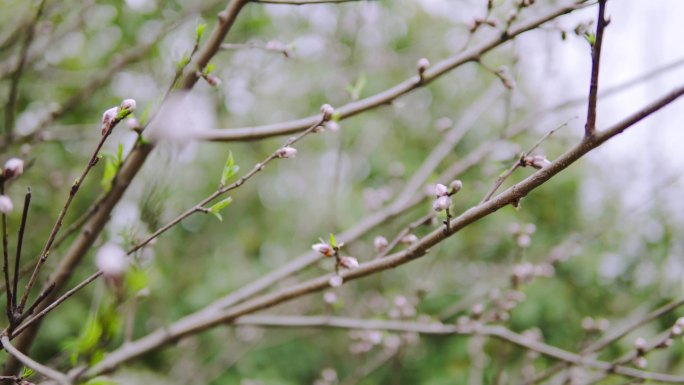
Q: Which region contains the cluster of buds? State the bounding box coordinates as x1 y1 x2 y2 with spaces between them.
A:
431 180 462 212
276 146 297 159
388 295 417 319
348 329 384 355
510 222 536 248
363 186 393 210
581 316 610 333
510 261 554 288
483 288 526 322
0 158 26 214
312 368 337 385
313 238 359 285
521 154 551 169
101 99 136 136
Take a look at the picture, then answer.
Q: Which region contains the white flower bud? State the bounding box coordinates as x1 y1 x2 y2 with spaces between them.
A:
323 291 337 304
401 234 419 245
373 236 389 253
126 118 141 131
95 243 129 278
0 195 13 213
634 337 647 353
633 356 648 369
450 179 463 193
517 234 531 248
121 98 137 112
524 155 551 169
417 58 430 75
432 195 451 212
471 303 484 318
3 158 24 180
329 275 343 288
339 256 360 269
434 183 448 197
312 243 334 257
581 316 595 331
206 75 222 87
672 324 684 337
276 146 297 159
320 104 335 121
101 106 119 135
324 121 340 132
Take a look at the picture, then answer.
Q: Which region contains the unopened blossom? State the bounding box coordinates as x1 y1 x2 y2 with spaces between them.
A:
432 195 451 212
417 58 430 75
323 291 337 304
339 256 359 269
373 236 388 253
634 337 647 353
324 121 340 132
3 158 24 180
401 234 418 245
450 179 463 194
517 234 531 248
0 195 13 213
95 243 129 278
205 75 222 87
634 356 648 369
121 98 137 112
329 275 343 287
101 106 119 135
320 104 335 121
312 242 334 257
434 183 448 197
524 154 551 169
126 118 141 131
276 146 297 159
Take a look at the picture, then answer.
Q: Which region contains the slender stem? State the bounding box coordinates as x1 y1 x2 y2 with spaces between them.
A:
12 188 30 311
253 0 367 3
1 183 13 324
584 0 608 137
1 335 72 385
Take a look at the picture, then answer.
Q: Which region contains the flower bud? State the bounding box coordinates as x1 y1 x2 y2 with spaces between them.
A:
95 243 129 278
276 146 297 159
329 275 343 288
206 75 222 87
517 234 531 248
0 195 13 213
634 337 647 354
524 155 551 169
323 291 337 304
450 179 463 194
339 256 360 269
126 118 141 131
417 58 430 76
320 104 335 121
101 106 119 135
324 121 340 132
432 195 451 212
312 243 334 257
401 234 419 245
3 158 24 180
373 236 389 253
633 356 647 369
434 183 449 197
121 98 137 112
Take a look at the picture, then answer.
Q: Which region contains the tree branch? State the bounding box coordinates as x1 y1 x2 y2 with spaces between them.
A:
1 335 71 385
584 0 608 137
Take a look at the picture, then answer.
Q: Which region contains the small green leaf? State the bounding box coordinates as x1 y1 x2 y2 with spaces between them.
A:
101 158 118 192
176 54 190 71
116 144 123 165
196 23 206 41
329 233 337 247
126 267 149 294
84 377 118 385
346 74 367 100
220 152 239 186
331 111 342 122
21 367 34 378
208 197 233 222
584 32 596 46
204 63 216 75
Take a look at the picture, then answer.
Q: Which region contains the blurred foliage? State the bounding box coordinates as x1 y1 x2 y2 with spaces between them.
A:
0 0 683 384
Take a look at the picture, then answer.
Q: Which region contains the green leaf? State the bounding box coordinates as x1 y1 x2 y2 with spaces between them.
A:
21 367 34 378
116 144 123 165
329 233 337 247
584 32 596 46
101 157 118 192
196 23 206 41
204 63 216 75
331 111 342 122
84 377 118 385
346 74 366 100
220 152 239 186
176 54 190 71
208 197 233 222
126 267 149 294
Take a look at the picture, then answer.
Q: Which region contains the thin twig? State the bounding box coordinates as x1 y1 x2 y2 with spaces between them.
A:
220 42 291 57
12 188 31 311
1 335 71 385
584 0 608 137
252 0 370 4
1 183 13 324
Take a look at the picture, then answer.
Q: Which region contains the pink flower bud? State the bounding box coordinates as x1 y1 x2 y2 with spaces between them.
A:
276 146 297 159
121 98 137 112
450 179 463 193
329 275 343 288
95 243 129 278
206 75 222 87
312 243 334 257
432 195 451 212
401 234 418 245
0 195 13 213
434 183 448 197
126 118 141 131
324 121 340 132
634 337 647 353
320 104 335 121
417 58 430 75
323 291 337 304
524 155 551 169
101 106 119 135
633 356 647 369
339 256 359 269
3 158 24 180
673 324 684 337
373 236 389 253
517 234 531 248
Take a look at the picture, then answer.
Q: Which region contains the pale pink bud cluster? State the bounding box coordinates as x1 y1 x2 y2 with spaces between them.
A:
349 329 384 354
671 317 684 336
511 262 554 288
101 98 136 135
581 316 609 332
101 107 119 135
431 181 462 212
276 146 297 159
2 158 24 180
523 154 551 169
510 222 536 248
95 243 129 279
388 295 416 319
312 242 334 257
373 236 388 253
0 195 13 213
121 98 137 112
320 104 335 121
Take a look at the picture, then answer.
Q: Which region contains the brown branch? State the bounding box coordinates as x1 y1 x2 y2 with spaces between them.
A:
12 188 31 311
1 335 71 385
1 184 12 324
83 84 684 378
252 0 369 4
584 0 608 137
198 0 590 142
